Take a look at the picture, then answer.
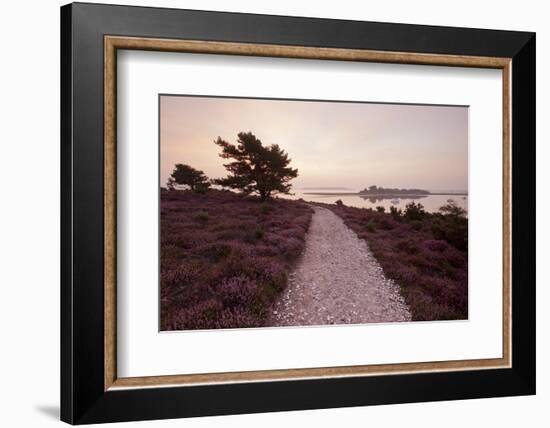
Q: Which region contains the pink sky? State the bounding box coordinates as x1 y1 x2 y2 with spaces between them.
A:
160 95 468 191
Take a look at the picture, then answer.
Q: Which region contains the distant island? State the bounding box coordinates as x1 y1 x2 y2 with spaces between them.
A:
359 185 430 196
304 185 467 197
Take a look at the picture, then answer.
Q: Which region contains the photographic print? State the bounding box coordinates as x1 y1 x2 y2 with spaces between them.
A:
160 95 468 331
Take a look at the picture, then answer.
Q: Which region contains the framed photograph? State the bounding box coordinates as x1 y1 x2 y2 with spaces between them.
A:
61 2 535 424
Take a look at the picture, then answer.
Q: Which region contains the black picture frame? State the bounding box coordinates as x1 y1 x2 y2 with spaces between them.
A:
61 2 535 424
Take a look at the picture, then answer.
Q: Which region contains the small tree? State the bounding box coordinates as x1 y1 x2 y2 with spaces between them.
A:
166 176 176 191
168 164 210 192
213 132 298 201
439 199 467 217
390 205 402 219
404 201 425 221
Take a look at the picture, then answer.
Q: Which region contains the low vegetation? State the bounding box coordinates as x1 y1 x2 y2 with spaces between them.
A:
160 189 312 330
323 200 468 321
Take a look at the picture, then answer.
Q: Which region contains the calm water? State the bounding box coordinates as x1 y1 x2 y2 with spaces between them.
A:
281 189 468 214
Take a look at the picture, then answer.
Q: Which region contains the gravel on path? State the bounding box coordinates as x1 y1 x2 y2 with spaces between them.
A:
269 206 411 326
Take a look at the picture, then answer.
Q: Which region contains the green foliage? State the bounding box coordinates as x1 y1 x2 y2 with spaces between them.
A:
390 205 402 219
254 228 265 240
199 243 232 262
213 132 298 201
410 220 423 231
194 182 210 194
431 215 468 251
260 202 273 214
366 218 376 232
439 199 467 218
193 211 209 222
243 227 266 243
428 200 468 250
169 164 211 192
404 202 425 221
378 218 394 230
396 238 417 254
166 178 176 190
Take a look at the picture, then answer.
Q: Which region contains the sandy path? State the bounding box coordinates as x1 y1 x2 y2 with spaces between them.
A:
269 206 411 326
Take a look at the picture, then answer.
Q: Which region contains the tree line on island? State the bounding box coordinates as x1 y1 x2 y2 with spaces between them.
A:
167 131 298 201
359 185 430 196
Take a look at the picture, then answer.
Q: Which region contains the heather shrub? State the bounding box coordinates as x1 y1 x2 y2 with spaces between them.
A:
258 263 288 296
390 205 402 219
217 276 258 308
279 236 303 261
216 307 260 329
260 202 273 214
215 247 256 279
196 243 232 262
439 199 467 217
384 263 418 283
366 218 376 233
161 267 198 294
215 229 243 241
444 247 466 269
396 238 417 254
410 220 423 231
243 227 265 243
176 299 224 329
160 189 313 331
431 215 468 251
254 227 265 240
376 206 385 213
251 243 280 257
378 217 394 230
193 211 209 222
423 239 448 252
